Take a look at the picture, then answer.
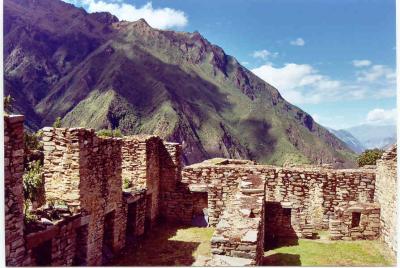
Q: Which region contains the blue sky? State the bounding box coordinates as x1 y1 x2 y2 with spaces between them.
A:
65 0 396 129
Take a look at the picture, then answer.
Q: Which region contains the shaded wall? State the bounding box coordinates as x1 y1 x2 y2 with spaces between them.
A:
4 115 27 266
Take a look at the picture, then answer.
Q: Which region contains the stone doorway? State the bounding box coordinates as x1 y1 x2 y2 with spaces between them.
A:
126 202 137 244
192 192 208 227
73 225 88 266
32 239 52 266
264 201 298 250
102 210 115 264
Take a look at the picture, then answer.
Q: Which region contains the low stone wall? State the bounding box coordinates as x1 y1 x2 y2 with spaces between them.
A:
183 161 376 236
375 144 397 255
4 115 27 266
328 202 380 240
25 214 89 266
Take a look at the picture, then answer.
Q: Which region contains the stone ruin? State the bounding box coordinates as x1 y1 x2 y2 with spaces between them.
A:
4 114 398 266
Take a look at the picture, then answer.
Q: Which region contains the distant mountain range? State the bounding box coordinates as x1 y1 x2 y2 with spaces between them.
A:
4 0 357 167
328 124 396 154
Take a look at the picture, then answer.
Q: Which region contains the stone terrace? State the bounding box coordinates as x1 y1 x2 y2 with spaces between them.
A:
4 115 397 266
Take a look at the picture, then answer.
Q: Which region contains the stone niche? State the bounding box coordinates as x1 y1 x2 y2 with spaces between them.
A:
328 202 380 240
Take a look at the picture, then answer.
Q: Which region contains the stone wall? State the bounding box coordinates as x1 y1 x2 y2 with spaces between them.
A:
121 135 161 226
4 115 27 266
375 144 397 255
4 114 397 266
41 127 126 265
182 161 376 237
159 142 195 224
210 171 265 266
328 202 380 240
25 214 90 266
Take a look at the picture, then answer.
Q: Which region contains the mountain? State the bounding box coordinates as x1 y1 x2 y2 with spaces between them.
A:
4 0 357 167
344 124 396 150
328 128 365 154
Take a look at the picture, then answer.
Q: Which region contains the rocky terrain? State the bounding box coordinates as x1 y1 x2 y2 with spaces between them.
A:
4 0 356 166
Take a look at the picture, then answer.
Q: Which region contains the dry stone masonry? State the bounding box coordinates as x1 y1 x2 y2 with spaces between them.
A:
4 115 27 266
3 114 398 266
375 144 397 255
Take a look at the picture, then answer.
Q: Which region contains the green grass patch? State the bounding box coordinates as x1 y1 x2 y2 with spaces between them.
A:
111 225 214 266
263 237 396 266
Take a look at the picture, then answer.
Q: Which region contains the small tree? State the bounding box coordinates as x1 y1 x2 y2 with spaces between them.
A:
23 160 44 214
24 130 44 151
357 148 384 167
53 117 62 128
4 95 14 114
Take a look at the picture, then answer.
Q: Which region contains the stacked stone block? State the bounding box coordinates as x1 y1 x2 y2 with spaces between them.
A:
25 214 90 266
4 115 27 266
183 160 377 237
122 135 161 226
210 171 265 266
375 144 397 256
4 113 397 266
41 127 126 265
328 202 380 240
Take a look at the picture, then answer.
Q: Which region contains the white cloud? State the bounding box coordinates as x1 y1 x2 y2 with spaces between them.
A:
290 38 305 46
251 61 396 105
352 60 371 67
357 64 396 82
252 49 278 60
64 0 188 29
251 63 342 104
366 108 397 125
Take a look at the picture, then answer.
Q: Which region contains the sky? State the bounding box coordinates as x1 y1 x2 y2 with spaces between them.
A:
64 0 397 130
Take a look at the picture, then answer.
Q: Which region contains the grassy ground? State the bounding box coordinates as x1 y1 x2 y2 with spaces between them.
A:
263 235 396 266
111 225 214 266
111 225 395 266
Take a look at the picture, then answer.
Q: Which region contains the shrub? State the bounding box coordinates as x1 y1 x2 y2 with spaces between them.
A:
97 128 123 138
123 177 132 189
53 117 62 128
3 95 14 114
357 149 384 167
23 160 44 204
24 130 44 151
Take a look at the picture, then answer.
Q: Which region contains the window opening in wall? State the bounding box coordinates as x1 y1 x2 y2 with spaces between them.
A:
102 210 115 264
73 224 88 266
32 239 52 266
126 202 137 245
351 212 361 228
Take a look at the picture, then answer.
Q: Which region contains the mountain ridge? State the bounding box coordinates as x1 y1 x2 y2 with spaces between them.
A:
4 0 357 167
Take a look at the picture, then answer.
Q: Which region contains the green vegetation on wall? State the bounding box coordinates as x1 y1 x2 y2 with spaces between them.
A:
97 128 123 138
357 149 384 167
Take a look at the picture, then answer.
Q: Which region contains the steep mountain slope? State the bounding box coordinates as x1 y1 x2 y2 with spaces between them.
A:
345 124 396 150
328 128 365 154
4 0 356 167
